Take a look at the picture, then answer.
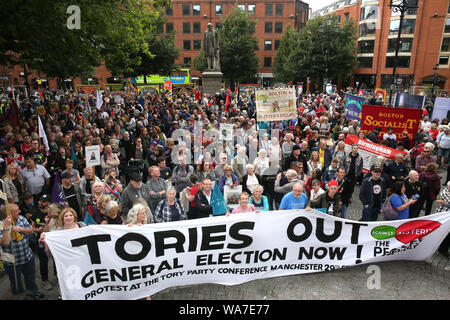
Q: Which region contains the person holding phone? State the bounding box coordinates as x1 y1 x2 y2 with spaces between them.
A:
390 181 417 220
404 170 425 218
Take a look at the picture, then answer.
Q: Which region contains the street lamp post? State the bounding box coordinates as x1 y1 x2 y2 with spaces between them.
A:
388 0 418 106
318 16 339 94
431 64 439 101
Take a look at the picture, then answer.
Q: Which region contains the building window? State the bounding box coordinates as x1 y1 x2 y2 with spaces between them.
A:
166 23 174 33
442 37 450 52
238 4 245 12
265 4 273 16
387 38 413 53
216 5 223 16
193 4 200 16
385 56 411 68
360 5 378 21
216 22 223 29
183 40 191 51
184 57 192 66
182 4 190 16
275 22 283 33
357 40 375 54
264 40 272 50
357 57 373 68
439 56 449 66
193 40 201 51
265 22 273 33
275 4 284 16
345 12 349 21
275 39 281 50
165 6 173 16
183 22 191 34
389 19 415 35
359 22 376 37
264 57 272 68
391 0 417 16
445 18 450 33
248 4 256 15
193 22 201 33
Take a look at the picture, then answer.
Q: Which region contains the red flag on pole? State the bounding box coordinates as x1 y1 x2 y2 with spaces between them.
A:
225 88 230 111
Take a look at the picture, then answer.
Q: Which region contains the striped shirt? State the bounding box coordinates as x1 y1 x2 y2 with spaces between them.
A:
0 216 33 265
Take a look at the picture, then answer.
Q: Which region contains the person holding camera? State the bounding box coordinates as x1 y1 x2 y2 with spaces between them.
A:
104 167 122 203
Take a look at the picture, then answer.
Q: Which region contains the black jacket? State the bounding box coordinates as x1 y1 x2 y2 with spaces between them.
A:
359 176 387 208
190 190 212 220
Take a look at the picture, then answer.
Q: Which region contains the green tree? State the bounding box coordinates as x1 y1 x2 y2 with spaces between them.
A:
0 0 168 80
273 24 302 83
193 6 259 87
126 14 180 77
219 6 259 87
273 15 357 87
193 49 207 73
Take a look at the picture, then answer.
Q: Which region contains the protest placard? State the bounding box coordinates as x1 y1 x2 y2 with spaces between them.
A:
255 87 297 121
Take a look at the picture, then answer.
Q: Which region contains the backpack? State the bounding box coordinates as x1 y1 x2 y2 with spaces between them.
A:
381 194 398 221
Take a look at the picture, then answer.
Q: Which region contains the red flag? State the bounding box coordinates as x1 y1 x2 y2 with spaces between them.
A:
225 88 230 111
234 86 239 97
38 88 44 98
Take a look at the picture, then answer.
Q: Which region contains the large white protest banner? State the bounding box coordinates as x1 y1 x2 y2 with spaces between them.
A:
44 210 450 300
255 87 297 121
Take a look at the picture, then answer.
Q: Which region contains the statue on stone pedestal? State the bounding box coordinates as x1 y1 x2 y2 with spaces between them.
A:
203 23 221 72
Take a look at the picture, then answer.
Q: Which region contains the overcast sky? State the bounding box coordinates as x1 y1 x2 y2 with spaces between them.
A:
304 0 338 13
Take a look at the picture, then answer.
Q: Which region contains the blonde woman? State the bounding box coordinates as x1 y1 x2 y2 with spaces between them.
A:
333 141 347 165
2 163 23 203
307 151 322 176
125 203 152 300
126 203 150 226
43 203 63 232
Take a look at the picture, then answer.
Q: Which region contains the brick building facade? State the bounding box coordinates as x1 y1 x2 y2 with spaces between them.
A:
312 0 450 91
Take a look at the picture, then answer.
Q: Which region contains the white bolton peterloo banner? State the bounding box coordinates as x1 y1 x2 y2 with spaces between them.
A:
44 209 450 300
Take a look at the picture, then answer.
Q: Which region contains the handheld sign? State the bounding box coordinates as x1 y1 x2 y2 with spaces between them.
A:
85 145 101 167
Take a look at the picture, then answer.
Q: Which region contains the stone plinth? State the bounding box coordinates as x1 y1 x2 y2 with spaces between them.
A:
201 71 223 97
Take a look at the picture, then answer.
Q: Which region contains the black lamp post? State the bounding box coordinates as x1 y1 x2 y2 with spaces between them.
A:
388 0 418 106
431 63 439 100
318 16 339 93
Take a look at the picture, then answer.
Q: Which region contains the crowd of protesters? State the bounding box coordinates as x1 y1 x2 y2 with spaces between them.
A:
0 85 449 299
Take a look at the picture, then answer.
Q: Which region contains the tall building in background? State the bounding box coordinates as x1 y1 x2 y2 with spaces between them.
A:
312 0 450 91
165 0 309 86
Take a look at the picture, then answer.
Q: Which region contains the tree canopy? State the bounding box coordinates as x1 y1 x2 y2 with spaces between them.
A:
273 15 358 86
0 0 169 79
